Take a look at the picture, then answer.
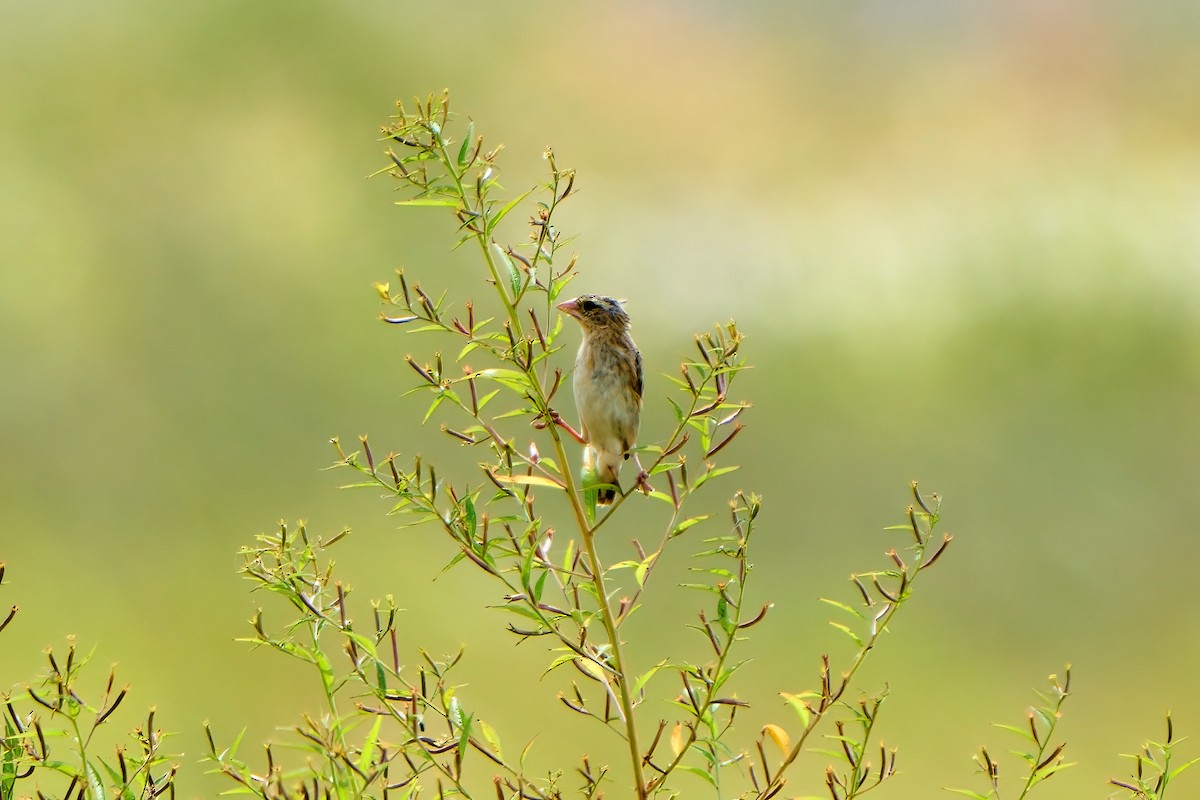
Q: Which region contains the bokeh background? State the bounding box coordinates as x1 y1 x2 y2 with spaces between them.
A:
3 1 1199 797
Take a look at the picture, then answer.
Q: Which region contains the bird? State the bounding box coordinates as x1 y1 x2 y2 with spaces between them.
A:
557 295 644 505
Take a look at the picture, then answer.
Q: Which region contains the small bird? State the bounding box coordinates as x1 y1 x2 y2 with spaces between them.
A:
557 295 644 505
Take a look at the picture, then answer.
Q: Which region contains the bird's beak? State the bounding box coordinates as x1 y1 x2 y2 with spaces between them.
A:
556 298 580 318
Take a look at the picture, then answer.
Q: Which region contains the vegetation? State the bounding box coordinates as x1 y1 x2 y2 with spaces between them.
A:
1 93 1192 800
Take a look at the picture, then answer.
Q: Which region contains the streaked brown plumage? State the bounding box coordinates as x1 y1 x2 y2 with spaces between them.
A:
557 295 643 504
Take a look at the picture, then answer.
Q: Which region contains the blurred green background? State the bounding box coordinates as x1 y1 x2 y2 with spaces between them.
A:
3 1 1199 797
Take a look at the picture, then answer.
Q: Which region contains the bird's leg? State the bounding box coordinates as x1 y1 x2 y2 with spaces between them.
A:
629 452 653 495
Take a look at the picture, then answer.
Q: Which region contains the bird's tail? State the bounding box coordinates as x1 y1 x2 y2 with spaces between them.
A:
584 445 623 505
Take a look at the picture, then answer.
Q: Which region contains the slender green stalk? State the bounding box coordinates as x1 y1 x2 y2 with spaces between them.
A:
411 105 649 798
757 495 945 799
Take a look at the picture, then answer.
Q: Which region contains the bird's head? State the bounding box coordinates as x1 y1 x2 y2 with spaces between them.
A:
556 295 630 332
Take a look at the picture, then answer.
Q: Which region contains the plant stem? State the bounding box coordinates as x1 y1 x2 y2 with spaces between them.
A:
433 122 646 796
758 538 934 799
538 389 647 797
431 129 525 338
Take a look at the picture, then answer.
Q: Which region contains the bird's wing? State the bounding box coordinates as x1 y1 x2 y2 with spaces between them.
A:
633 346 644 400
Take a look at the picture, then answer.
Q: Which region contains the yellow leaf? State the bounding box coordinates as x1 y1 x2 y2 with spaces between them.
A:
780 691 818 728
490 473 565 489
762 723 791 754
372 281 390 301
670 722 685 756
574 657 607 683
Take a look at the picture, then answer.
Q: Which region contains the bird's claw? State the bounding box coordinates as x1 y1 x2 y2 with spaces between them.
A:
631 453 653 495
545 409 588 445
531 409 560 430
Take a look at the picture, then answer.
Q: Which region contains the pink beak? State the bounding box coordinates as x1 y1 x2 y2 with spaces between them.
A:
556 298 580 317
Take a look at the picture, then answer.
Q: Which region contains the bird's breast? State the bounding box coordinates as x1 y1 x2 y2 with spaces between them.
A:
574 339 641 452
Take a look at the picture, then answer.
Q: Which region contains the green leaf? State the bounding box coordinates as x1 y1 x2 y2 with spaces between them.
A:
314 650 336 696
226 726 248 759
693 567 735 581
781 691 819 728
993 722 1037 743
584 485 597 525
458 340 483 361
1036 760 1076 778
828 621 863 647
530 460 562 476
495 604 546 624
575 580 600 602
434 549 468 579
457 120 475 168
519 738 537 771
632 661 670 696
478 719 503 759
2 721 17 795
359 716 383 772
492 242 521 297
676 765 717 786
493 406 534 420
339 478 389 491
271 639 317 663
944 790 992 799
716 595 732 633
475 368 533 392
1031 707 1054 729
396 149 440 164
635 553 657 587
518 542 536 593
543 651 577 675
670 515 709 537
667 396 686 423
375 661 388 694
344 630 380 659
711 659 748 692
649 460 680 475
395 197 460 207
476 388 501 411
678 583 720 593
819 597 866 620
487 189 534 235
463 497 477 540
693 464 740 490
561 538 576 574
457 711 473 759
423 391 450 424
98 758 135 800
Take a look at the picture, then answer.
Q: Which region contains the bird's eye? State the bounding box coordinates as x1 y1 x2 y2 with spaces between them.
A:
579 299 598 312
